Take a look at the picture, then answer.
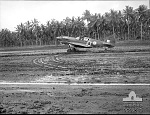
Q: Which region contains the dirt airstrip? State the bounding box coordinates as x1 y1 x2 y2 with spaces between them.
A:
0 45 150 114
0 84 150 114
0 46 150 83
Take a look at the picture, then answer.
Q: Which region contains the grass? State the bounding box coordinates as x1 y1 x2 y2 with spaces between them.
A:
0 45 67 52
116 40 150 46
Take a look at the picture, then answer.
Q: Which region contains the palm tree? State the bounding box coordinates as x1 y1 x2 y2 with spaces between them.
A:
123 6 134 40
24 20 34 45
31 18 40 45
40 24 47 45
103 10 119 40
15 23 26 47
82 10 92 24
136 5 148 40
0 29 18 47
109 9 118 36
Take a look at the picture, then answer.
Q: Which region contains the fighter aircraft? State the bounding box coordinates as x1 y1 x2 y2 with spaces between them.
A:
56 35 116 52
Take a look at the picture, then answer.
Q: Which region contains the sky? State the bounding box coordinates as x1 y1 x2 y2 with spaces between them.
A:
0 0 149 31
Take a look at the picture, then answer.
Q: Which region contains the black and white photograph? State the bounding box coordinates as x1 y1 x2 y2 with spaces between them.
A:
0 0 150 114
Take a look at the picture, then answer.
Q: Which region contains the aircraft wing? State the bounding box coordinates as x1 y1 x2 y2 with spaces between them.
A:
67 42 92 48
66 41 114 48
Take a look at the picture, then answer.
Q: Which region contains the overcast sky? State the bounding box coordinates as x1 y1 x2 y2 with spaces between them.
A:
0 0 149 31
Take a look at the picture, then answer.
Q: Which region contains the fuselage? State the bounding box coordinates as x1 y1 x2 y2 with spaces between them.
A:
56 36 115 49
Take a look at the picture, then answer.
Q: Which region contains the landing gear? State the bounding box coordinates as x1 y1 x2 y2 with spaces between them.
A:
67 44 77 52
67 48 77 52
103 47 108 51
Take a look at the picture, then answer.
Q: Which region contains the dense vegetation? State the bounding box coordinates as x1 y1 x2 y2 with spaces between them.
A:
0 5 150 47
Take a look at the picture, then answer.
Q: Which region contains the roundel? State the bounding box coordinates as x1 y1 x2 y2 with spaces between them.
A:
93 41 97 45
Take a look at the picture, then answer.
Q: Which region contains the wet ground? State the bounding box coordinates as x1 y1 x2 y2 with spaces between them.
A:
0 84 150 114
0 45 150 114
0 46 150 84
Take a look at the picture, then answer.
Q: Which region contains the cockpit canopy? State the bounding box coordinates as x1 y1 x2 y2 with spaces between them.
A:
76 36 91 41
84 37 90 41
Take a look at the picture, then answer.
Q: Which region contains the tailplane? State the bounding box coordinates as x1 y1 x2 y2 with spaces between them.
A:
103 34 116 48
105 34 116 46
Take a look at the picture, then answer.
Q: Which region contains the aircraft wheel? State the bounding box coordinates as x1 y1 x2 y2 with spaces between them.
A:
104 47 108 51
72 48 76 52
67 48 77 52
67 49 72 52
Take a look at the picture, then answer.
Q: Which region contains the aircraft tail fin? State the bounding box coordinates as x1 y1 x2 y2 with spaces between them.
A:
103 34 116 48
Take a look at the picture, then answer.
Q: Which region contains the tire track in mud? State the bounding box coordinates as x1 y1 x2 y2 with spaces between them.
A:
32 52 150 83
33 52 150 72
33 54 67 69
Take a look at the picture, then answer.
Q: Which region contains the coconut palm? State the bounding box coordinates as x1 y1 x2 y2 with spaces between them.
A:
136 5 148 40
123 6 135 40
15 23 26 47
31 18 40 45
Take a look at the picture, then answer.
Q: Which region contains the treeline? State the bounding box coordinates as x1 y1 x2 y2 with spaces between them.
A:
0 4 150 47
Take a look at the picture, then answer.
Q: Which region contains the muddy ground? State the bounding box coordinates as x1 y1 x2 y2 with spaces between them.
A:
0 44 150 114
0 46 150 83
0 84 150 114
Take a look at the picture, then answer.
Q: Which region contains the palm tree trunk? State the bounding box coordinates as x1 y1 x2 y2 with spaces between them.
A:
36 38 38 45
125 33 127 40
18 34 22 47
113 26 115 36
141 22 143 40
68 32 69 36
134 28 136 40
94 32 96 39
97 27 99 40
128 23 129 40
39 38 42 45
103 31 105 38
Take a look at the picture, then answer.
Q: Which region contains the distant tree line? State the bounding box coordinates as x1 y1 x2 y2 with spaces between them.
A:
0 4 150 47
